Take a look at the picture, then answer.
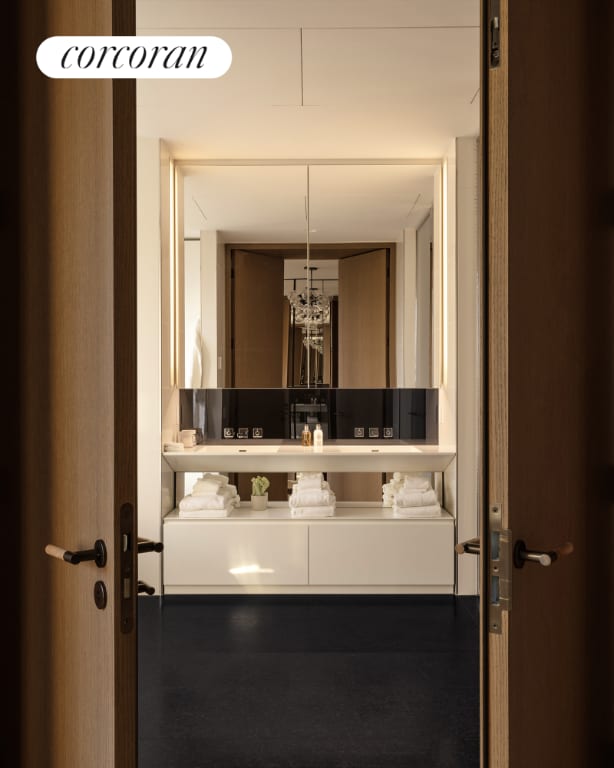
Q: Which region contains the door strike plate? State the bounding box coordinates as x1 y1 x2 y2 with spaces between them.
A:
489 0 501 69
488 503 511 634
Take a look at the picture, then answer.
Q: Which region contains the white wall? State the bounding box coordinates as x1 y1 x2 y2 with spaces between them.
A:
455 136 481 595
439 135 481 596
137 137 177 593
200 230 224 388
396 230 416 387
184 240 202 387
137 137 163 592
416 214 433 387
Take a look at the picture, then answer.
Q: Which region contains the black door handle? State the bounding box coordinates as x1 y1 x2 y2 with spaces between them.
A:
45 539 107 567
137 538 163 554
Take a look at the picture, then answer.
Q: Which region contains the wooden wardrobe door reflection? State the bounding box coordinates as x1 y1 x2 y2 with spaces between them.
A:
330 248 392 501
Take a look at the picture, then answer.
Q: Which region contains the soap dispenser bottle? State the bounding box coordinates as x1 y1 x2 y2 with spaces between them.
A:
313 423 323 451
301 423 312 447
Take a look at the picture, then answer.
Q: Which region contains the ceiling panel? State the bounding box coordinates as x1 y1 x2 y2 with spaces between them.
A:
303 28 479 108
183 165 308 240
309 165 436 240
137 0 479 30
182 163 436 242
137 28 302 110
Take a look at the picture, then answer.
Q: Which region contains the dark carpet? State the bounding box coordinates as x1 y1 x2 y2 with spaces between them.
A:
138 595 479 768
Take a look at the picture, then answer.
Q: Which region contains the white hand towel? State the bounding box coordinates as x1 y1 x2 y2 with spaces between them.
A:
192 473 228 494
179 486 237 511
394 488 438 508
291 480 329 496
296 472 325 490
289 489 336 508
178 501 234 518
393 503 441 518
291 505 335 518
402 473 432 491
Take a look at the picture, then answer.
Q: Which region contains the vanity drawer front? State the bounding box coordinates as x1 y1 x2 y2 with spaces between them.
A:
163 522 309 586
308 521 454 586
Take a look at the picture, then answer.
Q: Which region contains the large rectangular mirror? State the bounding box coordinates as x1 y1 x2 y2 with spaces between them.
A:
178 161 441 389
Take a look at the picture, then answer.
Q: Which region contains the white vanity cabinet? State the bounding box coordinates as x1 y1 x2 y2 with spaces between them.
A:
161 444 456 595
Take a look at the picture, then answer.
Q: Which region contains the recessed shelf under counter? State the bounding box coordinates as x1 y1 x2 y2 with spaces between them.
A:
164 502 453 522
162 441 456 473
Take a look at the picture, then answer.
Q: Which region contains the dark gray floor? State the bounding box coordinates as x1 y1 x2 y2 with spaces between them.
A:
138 595 479 768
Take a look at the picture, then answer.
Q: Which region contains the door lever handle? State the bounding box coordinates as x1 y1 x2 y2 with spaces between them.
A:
513 540 574 568
45 539 107 567
137 537 163 554
137 580 156 595
455 537 481 555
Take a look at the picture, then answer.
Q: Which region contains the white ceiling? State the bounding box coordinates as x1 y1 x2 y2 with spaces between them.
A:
136 0 480 241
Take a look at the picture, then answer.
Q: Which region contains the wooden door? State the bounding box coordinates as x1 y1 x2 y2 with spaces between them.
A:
15 2 138 767
332 248 393 501
228 249 287 499
228 249 285 387
337 248 392 388
484 1 614 766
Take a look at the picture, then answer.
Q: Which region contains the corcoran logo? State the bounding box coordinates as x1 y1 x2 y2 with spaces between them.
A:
36 36 232 78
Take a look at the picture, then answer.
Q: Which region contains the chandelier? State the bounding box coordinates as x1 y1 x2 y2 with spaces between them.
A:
288 280 331 327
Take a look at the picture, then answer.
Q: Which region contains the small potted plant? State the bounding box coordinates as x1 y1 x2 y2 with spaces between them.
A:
250 475 270 510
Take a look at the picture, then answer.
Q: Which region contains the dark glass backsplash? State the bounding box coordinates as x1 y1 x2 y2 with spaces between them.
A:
180 388 438 444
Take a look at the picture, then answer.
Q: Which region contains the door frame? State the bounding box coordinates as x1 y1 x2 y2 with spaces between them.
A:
482 0 614 765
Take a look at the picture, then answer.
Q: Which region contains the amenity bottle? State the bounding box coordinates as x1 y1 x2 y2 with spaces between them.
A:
302 424 312 446
313 423 323 451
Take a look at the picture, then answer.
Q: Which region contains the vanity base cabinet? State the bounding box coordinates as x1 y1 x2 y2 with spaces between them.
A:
162 513 454 594
308 521 454 587
163 521 309 587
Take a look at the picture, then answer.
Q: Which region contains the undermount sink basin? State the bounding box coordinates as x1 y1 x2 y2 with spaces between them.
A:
276 444 424 455
194 445 280 454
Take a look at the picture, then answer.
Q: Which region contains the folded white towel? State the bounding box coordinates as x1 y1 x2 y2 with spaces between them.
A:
402 473 432 491
393 503 442 518
179 487 238 511
289 488 336 508
178 502 234 518
296 472 325 490
394 488 438 508
291 480 330 495
291 505 335 518
192 473 229 494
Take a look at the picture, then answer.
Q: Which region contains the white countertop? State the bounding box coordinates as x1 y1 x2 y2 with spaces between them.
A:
162 441 456 473
164 502 453 522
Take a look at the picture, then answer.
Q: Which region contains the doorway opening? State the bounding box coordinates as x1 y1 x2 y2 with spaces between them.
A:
136 2 482 766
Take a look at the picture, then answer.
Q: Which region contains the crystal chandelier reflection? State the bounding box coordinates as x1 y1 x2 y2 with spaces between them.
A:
288 277 331 328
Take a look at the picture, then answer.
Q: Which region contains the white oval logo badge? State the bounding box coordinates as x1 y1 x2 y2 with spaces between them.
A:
36 36 232 79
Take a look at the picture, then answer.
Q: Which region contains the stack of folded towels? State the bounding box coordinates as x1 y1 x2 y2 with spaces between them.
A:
382 472 407 507
288 472 336 517
178 472 240 518
383 472 441 517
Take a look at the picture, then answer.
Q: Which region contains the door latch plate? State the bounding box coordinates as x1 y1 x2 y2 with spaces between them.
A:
489 503 511 634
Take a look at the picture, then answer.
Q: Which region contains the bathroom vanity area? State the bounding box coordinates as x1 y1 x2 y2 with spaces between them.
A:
161 441 457 595
136 138 481 600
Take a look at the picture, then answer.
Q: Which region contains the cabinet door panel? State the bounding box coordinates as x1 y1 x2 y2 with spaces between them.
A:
308 522 454 586
164 522 308 585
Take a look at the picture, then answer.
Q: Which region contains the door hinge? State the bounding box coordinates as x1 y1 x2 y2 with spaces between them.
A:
488 503 511 634
489 0 501 69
